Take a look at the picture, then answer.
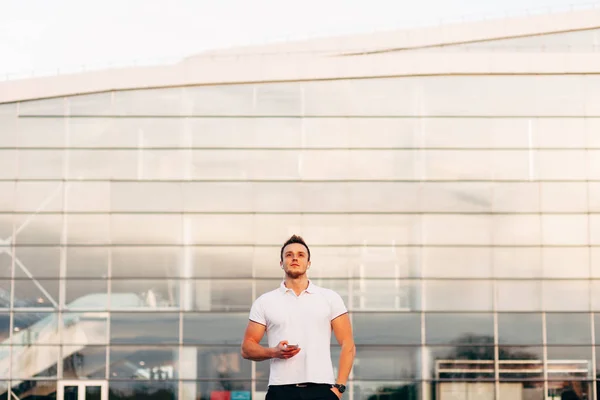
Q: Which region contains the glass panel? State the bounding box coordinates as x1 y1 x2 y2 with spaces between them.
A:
111 247 181 278
423 247 492 278
423 215 491 245
191 247 255 278
0 313 9 341
67 215 110 245
498 346 544 380
428 346 495 380
425 313 493 345
425 280 492 311
12 312 58 345
11 345 58 378
352 313 421 345
538 150 587 180
11 381 57 400
0 182 15 212
498 381 544 400
195 380 252 400
0 151 16 179
111 313 179 344
541 182 588 212
63 345 106 379
498 313 543 345
193 279 253 311
64 385 78 400
66 247 109 278
85 385 103 400
542 215 588 245
543 281 590 311
350 182 418 212
347 347 418 380
111 215 182 245
547 346 593 380
62 313 108 345
493 248 542 278
0 256 10 280
492 182 539 213
15 182 63 212
109 381 178 400
65 182 110 212
65 280 108 309
189 346 251 380
110 279 179 309
547 381 591 400
111 182 182 212
352 381 420 400
493 215 540 246
109 346 178 380
182 313 248 345
68 150 137 180
182 182 253 213
0 281 9 309
543 248 590 278
17 150 64 179
13 279 59 309
14 215 62 245
546 313 591 345
13 247 60 278
351 279 416 311
496 280 542 311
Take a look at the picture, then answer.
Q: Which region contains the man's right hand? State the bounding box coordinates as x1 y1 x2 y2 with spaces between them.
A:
272 341 301 359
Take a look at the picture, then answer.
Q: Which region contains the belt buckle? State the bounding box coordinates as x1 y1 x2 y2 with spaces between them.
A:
295 384 307 388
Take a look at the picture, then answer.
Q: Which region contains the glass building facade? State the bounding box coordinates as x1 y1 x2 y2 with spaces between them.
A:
1 43 600 399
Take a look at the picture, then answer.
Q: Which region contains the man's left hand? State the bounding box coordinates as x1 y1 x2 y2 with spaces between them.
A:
330 387 342 399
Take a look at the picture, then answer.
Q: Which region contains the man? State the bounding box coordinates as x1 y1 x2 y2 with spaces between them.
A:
241 235 356 399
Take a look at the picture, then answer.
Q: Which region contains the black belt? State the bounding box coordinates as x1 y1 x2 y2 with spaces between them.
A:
272 383 331 388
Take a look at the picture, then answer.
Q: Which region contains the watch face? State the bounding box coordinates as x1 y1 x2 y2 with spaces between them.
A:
336 384 346 393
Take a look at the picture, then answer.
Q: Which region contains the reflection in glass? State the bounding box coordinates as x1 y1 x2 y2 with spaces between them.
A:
11 312 58 345
109 346 178 380
352 279 416 310
497 313 543 345
86 385 103 400
428 346 495 381
547 346 593 380
195 380 252 400
547 381 590 400
352 313 420 345
498 381 543 400
62 313 107 345
350 346 419 380
194 279 252 311
112 247 181 278
14 245 61 278
65 280 108 309
63 345 106 378
353 381 420 400
425 313 493 345
498 346 543 380
66 247 109 278
496 280 542 311
546 313 591 345
10 381 56 400
11 345 58 378
0 313 9 342
110 313 179 344
110 279 179 309
182 313 247 345
191 346 251 381
425 280 492 311
13 279 59 309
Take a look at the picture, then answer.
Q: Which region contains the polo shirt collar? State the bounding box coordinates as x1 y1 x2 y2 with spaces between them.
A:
279 280 316 294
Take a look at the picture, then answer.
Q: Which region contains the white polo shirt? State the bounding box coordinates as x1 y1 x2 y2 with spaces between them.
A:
248 281 348 386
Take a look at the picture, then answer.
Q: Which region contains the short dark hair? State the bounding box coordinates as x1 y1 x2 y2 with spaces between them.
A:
280 235 311 262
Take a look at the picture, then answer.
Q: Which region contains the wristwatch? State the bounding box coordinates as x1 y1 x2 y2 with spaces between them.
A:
332 384 346 393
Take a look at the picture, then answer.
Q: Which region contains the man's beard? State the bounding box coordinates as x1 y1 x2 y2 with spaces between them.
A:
285 269 304 279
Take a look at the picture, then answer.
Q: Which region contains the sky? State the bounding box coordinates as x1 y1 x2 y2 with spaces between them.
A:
0 0 597 78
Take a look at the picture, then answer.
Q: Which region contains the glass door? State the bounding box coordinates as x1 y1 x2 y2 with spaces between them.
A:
58 381 108 400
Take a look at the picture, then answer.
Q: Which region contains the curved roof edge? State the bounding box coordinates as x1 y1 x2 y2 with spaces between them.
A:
189 7 600 58
1 8 600 104
2 52 600 104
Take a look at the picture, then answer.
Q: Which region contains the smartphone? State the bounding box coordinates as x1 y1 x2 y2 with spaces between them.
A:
285 344 299 350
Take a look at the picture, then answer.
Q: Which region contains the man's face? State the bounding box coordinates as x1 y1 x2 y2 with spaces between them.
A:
280 243 310 279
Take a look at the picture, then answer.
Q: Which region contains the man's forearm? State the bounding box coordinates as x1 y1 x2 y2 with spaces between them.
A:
241 341 275 361
336 341 356 384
